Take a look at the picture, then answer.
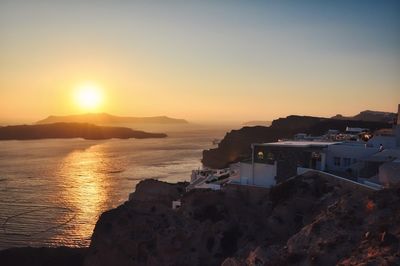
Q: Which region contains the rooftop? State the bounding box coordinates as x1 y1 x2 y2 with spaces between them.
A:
346 127 368 132
257 140 341 148
336 141 369 147
361 148 400 162
374 128 394 136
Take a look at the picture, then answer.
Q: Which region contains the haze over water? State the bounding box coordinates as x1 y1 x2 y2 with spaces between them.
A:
0 127 227 250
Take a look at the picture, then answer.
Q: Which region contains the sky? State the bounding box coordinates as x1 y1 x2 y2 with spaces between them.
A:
0 0 399 124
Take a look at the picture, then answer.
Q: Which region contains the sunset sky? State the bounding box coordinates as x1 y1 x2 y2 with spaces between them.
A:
1 0 399 124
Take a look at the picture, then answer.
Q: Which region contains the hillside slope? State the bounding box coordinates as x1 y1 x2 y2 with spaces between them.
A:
1 176 399 265
83 176 400 266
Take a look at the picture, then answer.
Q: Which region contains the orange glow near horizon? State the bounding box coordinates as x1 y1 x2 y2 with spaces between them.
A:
74 82 104 112
0 2 399 124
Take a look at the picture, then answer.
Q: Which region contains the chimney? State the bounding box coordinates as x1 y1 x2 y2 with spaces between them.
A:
396 104 400 147
398 104 400 125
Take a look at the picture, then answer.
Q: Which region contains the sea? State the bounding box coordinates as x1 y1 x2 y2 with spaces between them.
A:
0 125 230 250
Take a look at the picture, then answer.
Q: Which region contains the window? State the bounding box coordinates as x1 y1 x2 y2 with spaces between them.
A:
311 152 321 161
333 157 341 166
343 158 351 167
265 152 275 165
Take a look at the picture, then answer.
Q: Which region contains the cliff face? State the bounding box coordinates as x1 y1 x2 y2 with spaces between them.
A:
202 115 390 168
2 176 400 265
225 183 400 266
202 126 289 169
83 175 400 266
0 123 167 140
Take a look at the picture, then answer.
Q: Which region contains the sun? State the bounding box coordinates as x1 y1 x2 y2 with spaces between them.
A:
74 83 103 111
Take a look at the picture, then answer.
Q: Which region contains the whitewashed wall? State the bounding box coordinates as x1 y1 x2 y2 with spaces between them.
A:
253 163 277 187
239 162 276 187
326 144 378 172
239 162 252 185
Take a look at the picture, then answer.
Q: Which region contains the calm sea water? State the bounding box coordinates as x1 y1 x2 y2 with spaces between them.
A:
0 127 227 250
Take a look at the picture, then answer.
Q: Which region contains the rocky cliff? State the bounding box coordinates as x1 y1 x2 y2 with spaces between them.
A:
202 116 390 168
224 180 400 265
2 175 400 265
83 175 400 266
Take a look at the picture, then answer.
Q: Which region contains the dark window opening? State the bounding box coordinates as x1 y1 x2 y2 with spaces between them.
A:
334 157 341 166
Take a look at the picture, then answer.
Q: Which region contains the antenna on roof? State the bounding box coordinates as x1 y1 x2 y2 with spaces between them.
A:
397 104 400 125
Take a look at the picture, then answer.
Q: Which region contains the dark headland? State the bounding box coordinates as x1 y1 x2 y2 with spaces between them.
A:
0 122 167 140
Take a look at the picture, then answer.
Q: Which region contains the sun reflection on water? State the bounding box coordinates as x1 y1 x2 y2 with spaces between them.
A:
0 130 221 249
58 144 110 244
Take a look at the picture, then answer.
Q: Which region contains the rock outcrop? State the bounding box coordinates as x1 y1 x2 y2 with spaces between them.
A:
202 115 390 168
83 173 400 266
2 175 400 265
223 182 400 266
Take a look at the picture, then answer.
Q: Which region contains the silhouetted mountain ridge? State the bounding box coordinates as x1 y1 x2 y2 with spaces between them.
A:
242 120 271 126
0 123 167 140
36 113 188 125
332 110 396 123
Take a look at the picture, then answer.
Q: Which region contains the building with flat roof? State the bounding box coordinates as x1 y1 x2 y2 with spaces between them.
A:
233 104 400 188
235 140 380 187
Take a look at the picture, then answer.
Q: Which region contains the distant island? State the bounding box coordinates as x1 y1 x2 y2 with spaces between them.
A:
36 113 188 125
242 120 271 126
331 110 396 123
0 123 167 140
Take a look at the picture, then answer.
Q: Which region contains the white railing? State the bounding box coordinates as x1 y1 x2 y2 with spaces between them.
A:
296 167 382 191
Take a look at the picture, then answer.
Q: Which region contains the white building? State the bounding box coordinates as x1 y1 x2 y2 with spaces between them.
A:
235 141 338 187
233 104 400 188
